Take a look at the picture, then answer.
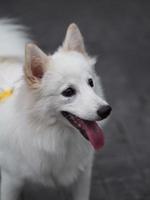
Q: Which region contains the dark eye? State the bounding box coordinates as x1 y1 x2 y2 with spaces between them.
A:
88 78 94 87
62 87 76 97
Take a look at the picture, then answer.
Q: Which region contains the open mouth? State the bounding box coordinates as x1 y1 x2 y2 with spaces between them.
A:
61 111 104 150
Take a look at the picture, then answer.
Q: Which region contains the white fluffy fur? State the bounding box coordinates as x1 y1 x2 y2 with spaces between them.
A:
0 19 29 57
0 21 108 200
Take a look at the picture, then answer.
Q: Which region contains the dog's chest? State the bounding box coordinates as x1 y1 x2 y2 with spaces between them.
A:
34 151 81 186
23 132 93 186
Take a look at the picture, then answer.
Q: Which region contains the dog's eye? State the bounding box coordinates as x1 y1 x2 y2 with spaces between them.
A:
62 87 76 97
88 78 94 87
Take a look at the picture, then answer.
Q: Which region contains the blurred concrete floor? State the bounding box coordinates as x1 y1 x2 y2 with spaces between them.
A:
0 0 150 199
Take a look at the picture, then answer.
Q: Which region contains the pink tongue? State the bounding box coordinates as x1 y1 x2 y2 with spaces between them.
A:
83 121 104 150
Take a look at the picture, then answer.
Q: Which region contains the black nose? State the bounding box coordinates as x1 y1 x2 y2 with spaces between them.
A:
97 105 112 120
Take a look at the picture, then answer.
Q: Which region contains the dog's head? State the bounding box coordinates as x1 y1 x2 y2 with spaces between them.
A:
24 24 111 150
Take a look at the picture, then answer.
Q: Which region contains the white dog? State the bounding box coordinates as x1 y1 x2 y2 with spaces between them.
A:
0 20 111 200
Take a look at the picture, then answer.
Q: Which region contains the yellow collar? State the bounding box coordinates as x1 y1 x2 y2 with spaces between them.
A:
0 88 13 102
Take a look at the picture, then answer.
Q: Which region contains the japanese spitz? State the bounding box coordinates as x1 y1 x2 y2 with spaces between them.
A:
0 20 111 200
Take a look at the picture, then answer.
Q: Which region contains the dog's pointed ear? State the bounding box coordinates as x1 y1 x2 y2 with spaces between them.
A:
24 44 49 88
63 23 86 54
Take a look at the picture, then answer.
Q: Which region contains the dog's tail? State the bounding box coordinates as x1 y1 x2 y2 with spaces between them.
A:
0 19 30 91
0 18 30 58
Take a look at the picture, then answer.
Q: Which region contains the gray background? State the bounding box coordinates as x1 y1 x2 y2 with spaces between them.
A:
0 0 150 199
